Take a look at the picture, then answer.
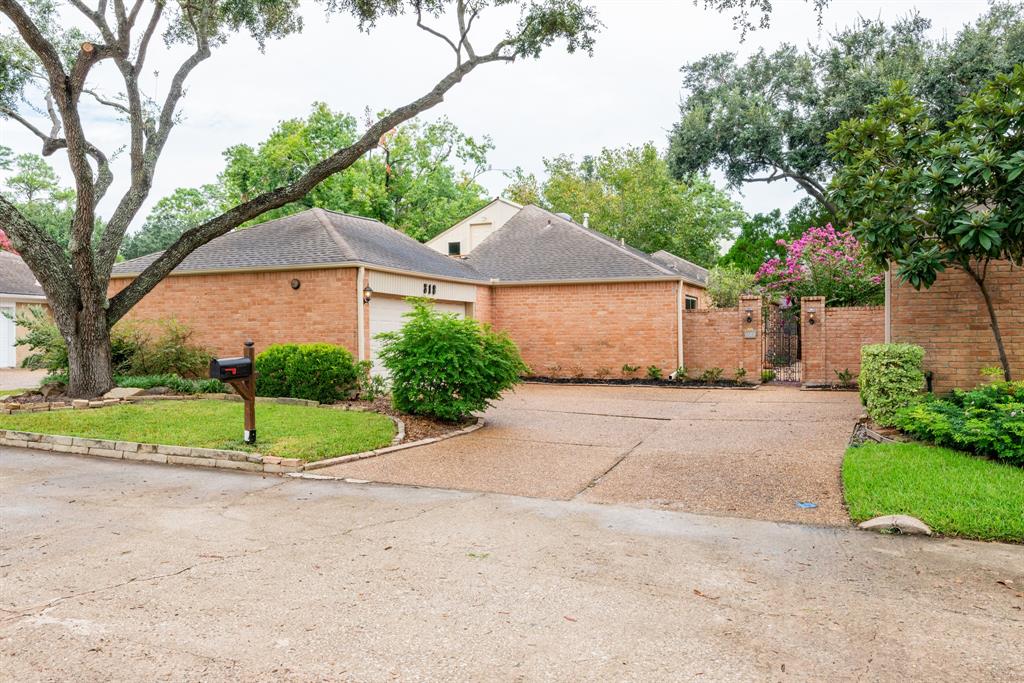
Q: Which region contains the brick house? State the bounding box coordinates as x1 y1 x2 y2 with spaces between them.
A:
0 251 47 368
110 204 712 376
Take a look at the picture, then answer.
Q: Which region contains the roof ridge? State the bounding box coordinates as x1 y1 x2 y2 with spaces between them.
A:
529 206 676 277
312 207 357 260
652 249 709 274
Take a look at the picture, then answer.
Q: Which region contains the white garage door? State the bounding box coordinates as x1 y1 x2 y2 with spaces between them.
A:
0 303 16 368
369 297 466 376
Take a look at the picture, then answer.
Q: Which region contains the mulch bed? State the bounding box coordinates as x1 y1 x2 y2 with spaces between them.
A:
333 396 475 442
523 376 756 389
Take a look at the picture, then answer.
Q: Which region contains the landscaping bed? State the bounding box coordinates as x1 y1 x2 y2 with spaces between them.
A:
843 442 1024 543
524 376 757 389
0 399 396 463
334 395 474 441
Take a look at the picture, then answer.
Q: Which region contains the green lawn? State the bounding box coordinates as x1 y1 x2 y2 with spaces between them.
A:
0 399 395 462
843 442 1024 543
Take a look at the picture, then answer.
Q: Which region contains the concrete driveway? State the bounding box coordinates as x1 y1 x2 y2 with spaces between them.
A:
0 368 45 391
1 448 1021 681
318 383 863 525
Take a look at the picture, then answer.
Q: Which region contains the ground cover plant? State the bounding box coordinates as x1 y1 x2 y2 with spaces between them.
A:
0 400 394 462
895 382 1024 466
843 442 1024 542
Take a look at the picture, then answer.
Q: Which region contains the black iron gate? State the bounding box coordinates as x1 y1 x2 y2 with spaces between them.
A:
763 303 801 382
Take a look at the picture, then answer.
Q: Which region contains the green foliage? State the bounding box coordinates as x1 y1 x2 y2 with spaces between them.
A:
504 143 744 267
760 369 776 383
645 365 662 380
115 374 223 394
718 201 830 273
895 382 1024 466
121 186 225 260
670 6 1024 214
11 305 66 373
834 368 855 388
214 103 492 241
700 367 724 384
621 364 639 377
859 344 925 426
1 153 99 250
706 264 755 308
843 441 1024 542
674 366 688 381
377 300 527 421
734 367 747 383
356 360 389 401
254 343 360 404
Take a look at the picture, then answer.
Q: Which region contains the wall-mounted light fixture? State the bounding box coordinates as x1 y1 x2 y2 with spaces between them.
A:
745 308 753 324
362 285 373 304
807 308 817 326
290 278 301 290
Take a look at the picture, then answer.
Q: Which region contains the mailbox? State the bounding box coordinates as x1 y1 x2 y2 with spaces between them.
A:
209 356 252 381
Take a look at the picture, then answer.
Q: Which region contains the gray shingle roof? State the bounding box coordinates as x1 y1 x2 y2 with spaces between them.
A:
0 251 45 297
648 250 709 285
464 205 677 282
112 209 487 282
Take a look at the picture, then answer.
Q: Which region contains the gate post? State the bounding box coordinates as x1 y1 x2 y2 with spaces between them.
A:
739 295 762 381
801 296 827 386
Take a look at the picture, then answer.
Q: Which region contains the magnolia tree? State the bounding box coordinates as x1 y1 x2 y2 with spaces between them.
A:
755 224 884 307
0 0 601 397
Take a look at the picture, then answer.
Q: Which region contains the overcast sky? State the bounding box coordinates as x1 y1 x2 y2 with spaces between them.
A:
1 0 993 232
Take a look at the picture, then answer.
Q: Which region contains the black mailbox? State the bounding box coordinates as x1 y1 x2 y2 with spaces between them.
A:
209 356 252 381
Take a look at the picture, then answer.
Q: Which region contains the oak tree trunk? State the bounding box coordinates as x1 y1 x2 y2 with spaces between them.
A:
61 306 114 398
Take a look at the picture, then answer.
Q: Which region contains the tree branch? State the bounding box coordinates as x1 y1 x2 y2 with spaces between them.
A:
0 197 77 310
415 1 459 58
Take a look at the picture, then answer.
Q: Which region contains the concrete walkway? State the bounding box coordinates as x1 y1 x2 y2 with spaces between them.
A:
1 448 1021 681
318 384 863 525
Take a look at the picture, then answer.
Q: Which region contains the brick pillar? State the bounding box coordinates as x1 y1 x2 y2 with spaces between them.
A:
739 295 762 382
801 296 826 385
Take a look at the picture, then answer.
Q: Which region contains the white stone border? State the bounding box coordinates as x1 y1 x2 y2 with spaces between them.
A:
300 417 485 472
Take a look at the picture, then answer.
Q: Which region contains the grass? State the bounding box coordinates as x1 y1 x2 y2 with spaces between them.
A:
843 442 1024 543
0 389 25 397
0 399 395 462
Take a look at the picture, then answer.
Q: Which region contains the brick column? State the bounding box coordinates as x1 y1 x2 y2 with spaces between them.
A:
739 295 762 382
801 296 826 385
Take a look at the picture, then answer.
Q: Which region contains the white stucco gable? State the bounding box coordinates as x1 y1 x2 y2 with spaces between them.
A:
425 198 522 257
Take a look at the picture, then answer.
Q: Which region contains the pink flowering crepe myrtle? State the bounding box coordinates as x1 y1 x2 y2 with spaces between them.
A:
755 224 884 308
0 229 15 254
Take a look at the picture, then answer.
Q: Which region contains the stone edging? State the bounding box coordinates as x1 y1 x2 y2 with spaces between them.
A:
0 429 303 474
300 417 485 472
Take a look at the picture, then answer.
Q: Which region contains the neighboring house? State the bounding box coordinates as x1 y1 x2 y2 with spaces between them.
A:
111 203 713 376
0 251 47 368
647 250 710 309
425 197 523 257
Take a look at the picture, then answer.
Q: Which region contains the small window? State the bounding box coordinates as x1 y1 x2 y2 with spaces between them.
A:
685 295 698 310
448 241 461 256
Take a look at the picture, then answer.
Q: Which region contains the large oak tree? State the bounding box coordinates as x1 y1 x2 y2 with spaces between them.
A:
0 0 600 397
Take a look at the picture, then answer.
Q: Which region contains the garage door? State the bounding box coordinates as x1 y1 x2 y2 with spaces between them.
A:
0 303 16 368
369 297 466 376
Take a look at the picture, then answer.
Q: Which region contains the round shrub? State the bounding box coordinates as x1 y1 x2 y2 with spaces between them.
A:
377 299 528 421
859 343 925 426
255 343 359 403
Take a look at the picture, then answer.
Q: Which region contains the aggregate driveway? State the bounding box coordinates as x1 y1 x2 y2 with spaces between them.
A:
318 383 864 525
0 368 45 391
2 448 1022 681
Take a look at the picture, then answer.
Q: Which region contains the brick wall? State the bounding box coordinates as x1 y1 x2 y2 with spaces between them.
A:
473 285 494 326
890 261 1023 393
681 295 762 380
799 298 884 385
491 280 679 377
108 268 359 357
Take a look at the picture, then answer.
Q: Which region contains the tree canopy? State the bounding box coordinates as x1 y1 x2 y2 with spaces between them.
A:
829 67 1024 379
503 144 744 267
668 3 1024 217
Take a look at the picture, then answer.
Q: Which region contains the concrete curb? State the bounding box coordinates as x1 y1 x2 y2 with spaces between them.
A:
298 417 486 473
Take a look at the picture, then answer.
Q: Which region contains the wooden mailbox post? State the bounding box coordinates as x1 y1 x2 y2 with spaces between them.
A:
209 340 257 445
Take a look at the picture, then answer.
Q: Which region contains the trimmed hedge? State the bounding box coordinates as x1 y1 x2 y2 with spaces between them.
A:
859 343 925 427
377 299 528 421
255 343 360 404
895 381 1024 467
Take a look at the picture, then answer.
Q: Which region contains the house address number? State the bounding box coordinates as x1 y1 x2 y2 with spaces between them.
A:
422 283 437 296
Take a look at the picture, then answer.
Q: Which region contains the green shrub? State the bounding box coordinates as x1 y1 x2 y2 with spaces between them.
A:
700 367 724 383
895 381 1024 466
115 374 223 394
646 365 662 380
621 364 639 377
377 299 528 421
14 307 210 378
674 366 688 381
255 343 359 404
834 368 855 388
859 343 925 426
761 369 776 383
734 367 747 383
